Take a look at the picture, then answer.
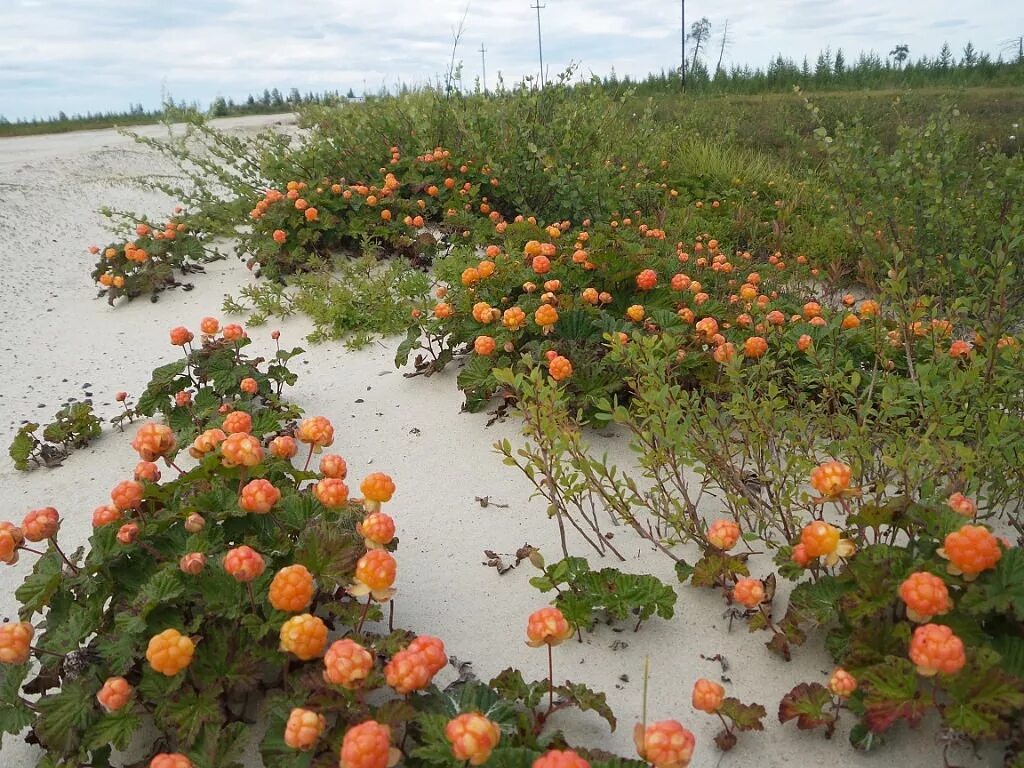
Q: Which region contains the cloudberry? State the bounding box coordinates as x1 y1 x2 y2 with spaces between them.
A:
111 480 145 511
340 721 394 768
446 712 501 765
809 460 852 498
184 513 205 533
200 316 219 334
533 750 591 768
828 668 857 698
691 678 725 713
270 435 299 459
385 648 435 694
169 326 194 346
240 377 258 395
909 623 966 677
324 638 374 688
222 323 246 341
189 428 226 459
797 334 812 352
800 521 839 558
240 478 281 514
222 411 253 435
0 622 33 664
21 507 59 542
636 269 658 290
313 478 349 509
179 552 206 575
707 519 740 551
474 335 496 356
526 607 572 647
790 543 811 568
635 720 696 768
408 635 447 674
350 549 397 600
269 564 315 612
357 512 396 548
146 629 194 676
297 416 335 448
320 454 348 479
712 342 735 364
360 472 396 509
117 522 140 545
279 614 328 660
135 461 161 483
284 707 326 750
0 522 23 564
535 305 559 328
941 524 1002 579
732 578 764 609
97 676 132 712
503 307 526 330
149 754 193 768
220 433 264 468
132 422 177 461
626 305 645 323
744 336 768 358
899 572 952 622
947 492 977 518
224 545 266 582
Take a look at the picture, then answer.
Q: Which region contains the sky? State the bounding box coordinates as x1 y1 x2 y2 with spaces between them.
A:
0 0 1020 121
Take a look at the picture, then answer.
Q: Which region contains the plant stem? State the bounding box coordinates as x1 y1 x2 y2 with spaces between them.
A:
546 643 555 713
302 444 314 473
30 645 64 660
355 597 371 634
49 537 79 575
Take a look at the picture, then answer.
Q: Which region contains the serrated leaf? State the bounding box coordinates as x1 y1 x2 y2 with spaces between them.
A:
16 551 63 619
555 681 617 731
155 687 223 745
84 710 140 751
940 650 1024 739
134 568 186 617
690 551 749 588
34 679 98 753
778 682 837 735
294 518 362 591
719 697 766 731
959 547 1024 617
859 657 932 732
0 664 32 738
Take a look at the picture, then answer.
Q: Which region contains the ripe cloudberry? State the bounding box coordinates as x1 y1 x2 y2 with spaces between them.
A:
284 707 326 750
526 607 572 647
169 326 194 346
474 335 496 356
270 435 299 459
691 678 725 713
0 622 34 664
797 334 812 352
626 305 645 323
135 461 161 483
828 668 857 698
790 543 811 568
899 572 952 622
320 454 348 479
535 305 559 328
324 639 374 688
117 522 140 545
240 478 281 514
222 411 253 435
222 323 246 341
200 316 220 334
634 720 696 768
809 460 852 498
446 712 501 765
712 342 736 364
189 428 226 459
350 549 397 600
240 377 258 395
909 623 966 677
111 480 145 511
800 521 839 558
92 505 121 528
224 545 266 582
743 336 768 358
340 721 394 768
297 416 335 448
131 422 177 461
361 473 396 504
21 507 59 542
279 614 328 660
149 754 193 768
732 578 764 609
385 648 435 694
146 629 194 676
407 635 447 674
636 269 658 290
97 676 132 712
0 522 23 564
549 355 573 381
533 750 591 768
220 433 264 468
707 519 740 551
940 524 1002 579
947 492 977 518
269 564 315 612
357 512 396 548
315 478 350 509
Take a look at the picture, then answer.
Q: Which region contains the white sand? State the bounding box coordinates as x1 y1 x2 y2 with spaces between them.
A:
0 118 993 767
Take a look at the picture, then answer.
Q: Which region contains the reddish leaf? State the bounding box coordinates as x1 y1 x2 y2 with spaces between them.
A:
778 682 837 737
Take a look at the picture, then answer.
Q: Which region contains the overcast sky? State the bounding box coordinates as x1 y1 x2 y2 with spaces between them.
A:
1 0 1020 120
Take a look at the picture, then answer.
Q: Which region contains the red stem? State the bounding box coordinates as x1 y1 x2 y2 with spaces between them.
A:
546 643 555 713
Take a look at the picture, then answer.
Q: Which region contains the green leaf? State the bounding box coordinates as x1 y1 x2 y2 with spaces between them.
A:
941 650 1024 739
554 681 617 731
155 687 224 745
84 710 140 751
294 518 362 591
0 664 32 739
959 547 1024 617
34 680 98 754
778 682 837 736
16 551 63 619
859 657 932 732
690 551 749 588
134 567 186 616
719 697 766 731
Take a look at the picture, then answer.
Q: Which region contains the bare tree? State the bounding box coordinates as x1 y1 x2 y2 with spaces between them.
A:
715 19 730 76
688 17 711 75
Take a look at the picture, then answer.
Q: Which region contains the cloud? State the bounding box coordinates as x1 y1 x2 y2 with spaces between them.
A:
0 0 1016 119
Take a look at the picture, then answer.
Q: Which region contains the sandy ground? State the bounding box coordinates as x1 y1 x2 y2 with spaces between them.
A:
0 118 995 767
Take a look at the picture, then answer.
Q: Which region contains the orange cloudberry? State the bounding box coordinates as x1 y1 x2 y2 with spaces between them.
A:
407 635 447 674
349 549 397 601
634 720 696 768
240 478 281 514
169 326 193 346
384 648 435 694
220 433 264 468
0 522 23 564
947 492 977 518
222 410 253 435
324 638 374 688
146 629 194 676
117 522 140 545
691 678 725 713
189 428 226 459
899 572 952 622
526 607 572 647
111 479 145 511
97 676 132 712
21 507 59 542
135 460 161 482
809 460 852 498
224 545 266 582
357 512 396 548
909 623 966 677
732 578 764 609
0 622 34 664
533 750 591 768
446 712 501 765
706 519 740 551
280 614 328 660
149 754 193 768
270 435 299 459
269 564 315 612
940 524 1002 580
179 552 206 575
297 416 334 448
132 422 178 462
284 707 326 750
340 721 396 768
828 668 857 698
320 454 348 479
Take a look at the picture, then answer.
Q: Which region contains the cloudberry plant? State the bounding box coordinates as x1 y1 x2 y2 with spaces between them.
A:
131 422 177 461
340 721 395 768
224 545 266 582
707 519 740 551
240 478 282 514
279 613 328 660
111 479 144 510
899 572 952 622
146 629 194 676
320 453 348 479
222 410 253 435
357 512 396 548
445 712 501 765
350 549 397 600
96 676 133 712
149 754 193 768
315 478 350 508
269 564 315 612
828 668 857 698
940 524 1002 579
324 638 374 688
691 678 725 713
199 316 219 334
732 578 764 609
526 606 573 647
809 460 852 498
240 377 259 395
169 326 194 346
636 269 658 290
634 720 696 768
284 707 326 750
220 433 264 467
0 622 34 664
384 648 435 694
909 623 966 677
533 750 591 768
21 506 59 541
